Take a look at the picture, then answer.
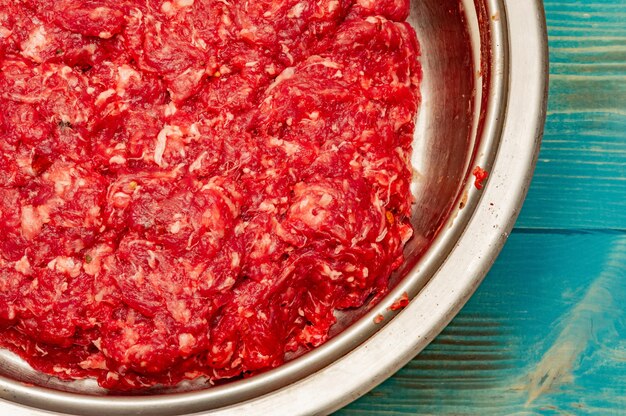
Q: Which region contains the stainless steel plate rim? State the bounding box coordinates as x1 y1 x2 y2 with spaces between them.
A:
0 0 548 414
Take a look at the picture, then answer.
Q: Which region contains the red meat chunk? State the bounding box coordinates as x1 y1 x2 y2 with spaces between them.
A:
0 0 421 390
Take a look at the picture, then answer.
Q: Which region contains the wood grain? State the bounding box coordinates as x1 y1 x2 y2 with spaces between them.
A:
336 1 626 414
338 233 626 415
518 0 626 230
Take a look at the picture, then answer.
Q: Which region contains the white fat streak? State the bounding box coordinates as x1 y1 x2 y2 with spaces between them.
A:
146 250 158 269
161 1 174 14
287 2 306 18
321 263 342 280
164 102 178 116
95 89 116 106
21 25 48 63
0 26 12 38
357 0 377 7
116 65 141 96
265 67 295 93
82 44 97 56
189 151 207 173
47 256 82 278
373 195 389 243
268 137 300 156
178 333 196 352
231 252 240 268
188 123 201 137
192 36 207 50
175 0 195 6
111 191 131 209
109 155 127 165
258 200 276 212
44 166 74 196
304 58 340 70
162 0 194 13
319 193 333 206
281 44 294 65
16 152 35 176
20 205 50 240
168 299 191 323
15 256 33 275
59 66 72 77
154 125 183 167
168 220 182 234
79 354 108 370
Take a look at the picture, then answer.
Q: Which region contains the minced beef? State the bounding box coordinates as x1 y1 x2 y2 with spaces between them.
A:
0 0 421 389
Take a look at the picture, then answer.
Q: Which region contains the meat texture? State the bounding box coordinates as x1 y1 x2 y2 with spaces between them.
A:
0 0 421 389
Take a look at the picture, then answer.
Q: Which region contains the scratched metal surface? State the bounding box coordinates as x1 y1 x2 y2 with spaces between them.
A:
336 0 626 414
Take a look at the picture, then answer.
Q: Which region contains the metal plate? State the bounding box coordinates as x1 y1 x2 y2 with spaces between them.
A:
0 0 548 414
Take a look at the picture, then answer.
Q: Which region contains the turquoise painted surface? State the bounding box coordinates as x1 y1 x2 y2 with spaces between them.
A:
337 1 626 414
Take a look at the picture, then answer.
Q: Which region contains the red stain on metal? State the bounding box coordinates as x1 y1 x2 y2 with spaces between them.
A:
373 314 385 324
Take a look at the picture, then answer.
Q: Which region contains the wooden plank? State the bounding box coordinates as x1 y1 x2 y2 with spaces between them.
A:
516 0 626 230
337 232 626 415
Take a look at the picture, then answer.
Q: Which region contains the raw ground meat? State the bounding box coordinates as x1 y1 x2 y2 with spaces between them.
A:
0 0 421 389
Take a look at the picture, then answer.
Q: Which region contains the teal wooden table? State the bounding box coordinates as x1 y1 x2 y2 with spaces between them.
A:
337 1 626 414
